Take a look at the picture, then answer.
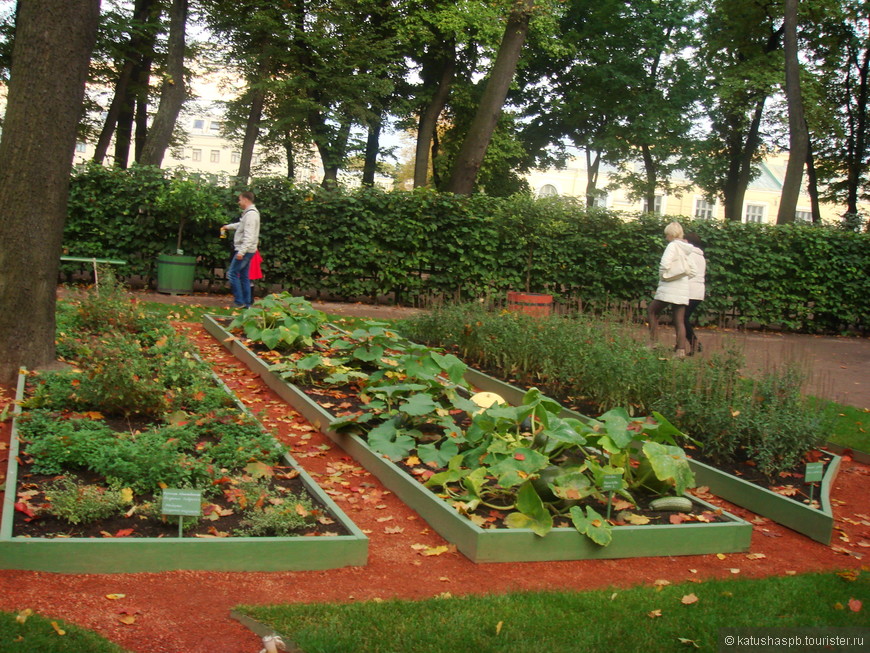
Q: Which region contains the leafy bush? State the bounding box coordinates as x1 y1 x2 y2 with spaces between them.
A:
43 477 129 525
236 497 319 536
65 170 870 332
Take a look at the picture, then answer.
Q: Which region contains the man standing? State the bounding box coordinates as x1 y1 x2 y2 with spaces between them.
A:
220 191 260 308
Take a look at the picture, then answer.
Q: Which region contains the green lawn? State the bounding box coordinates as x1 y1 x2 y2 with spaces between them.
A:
0 611 128 653
238 572 868 653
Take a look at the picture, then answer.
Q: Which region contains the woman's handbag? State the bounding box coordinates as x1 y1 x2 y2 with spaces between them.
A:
661 246 694 281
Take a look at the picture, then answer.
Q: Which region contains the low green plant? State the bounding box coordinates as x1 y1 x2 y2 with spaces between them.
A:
229 293 328 350
44 477 130 525
235 495 319 536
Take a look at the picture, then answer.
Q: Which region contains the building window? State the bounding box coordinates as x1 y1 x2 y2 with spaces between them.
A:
252 154 260 165
210 150 220 163
209 121 221 134
192 149 202 162
744 204 766 223
75 142 87 153
231 152 241 164
643 196 664 215
795 209 812 223
538 184 558 198
590 191 608 208
193 119 205 131
694 198 715 220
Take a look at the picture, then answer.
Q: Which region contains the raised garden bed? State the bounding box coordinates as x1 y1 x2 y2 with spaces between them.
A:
0 370 368 573
462 366 841 545
204 314 752 562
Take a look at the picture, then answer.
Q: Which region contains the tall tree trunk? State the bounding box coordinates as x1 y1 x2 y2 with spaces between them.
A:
844 41 869 218
0 0 101 384
805 137 822 223
722 98 766 221
315 117 352 187
236 83 266 184
414 44 455 188
138 0 188 168
284 134 296 180
641 143 658 213
446 0 535 195
93 0 158 165
114 81 135 168
585 149 601 207
362 115 382 186
133 54 153 162
776 0 809 224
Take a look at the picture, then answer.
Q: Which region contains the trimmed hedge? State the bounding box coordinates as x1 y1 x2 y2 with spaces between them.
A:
63 166 870 333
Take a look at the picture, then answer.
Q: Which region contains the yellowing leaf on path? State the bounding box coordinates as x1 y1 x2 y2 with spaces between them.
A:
118 614 136 625
15 609 33 624
716 553 727 560
745 553 766 560
729 568 741 574
50 621 66 636
421 545 449 556
653 579 671 592
105 594 126 600
681 593 699 605
384 525 405 534
648 609 662 618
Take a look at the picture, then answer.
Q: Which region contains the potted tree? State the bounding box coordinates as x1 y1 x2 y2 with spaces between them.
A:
154 171 226 295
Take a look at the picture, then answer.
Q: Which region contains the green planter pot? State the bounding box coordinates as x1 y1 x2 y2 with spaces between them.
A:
0 370 368 573
204 315 752 562
462 366 841 546
156 253 197 295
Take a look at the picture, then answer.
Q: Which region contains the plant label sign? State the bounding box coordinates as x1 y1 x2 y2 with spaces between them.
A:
601 474 622 491
162 489 202 517
804 462 824 484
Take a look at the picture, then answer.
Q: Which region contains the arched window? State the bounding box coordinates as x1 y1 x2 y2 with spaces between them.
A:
538 184 558 197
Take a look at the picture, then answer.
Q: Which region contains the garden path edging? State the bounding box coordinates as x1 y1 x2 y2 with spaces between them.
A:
204 315 753 563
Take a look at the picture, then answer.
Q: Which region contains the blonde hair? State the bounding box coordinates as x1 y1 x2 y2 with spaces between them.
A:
664 221 684 240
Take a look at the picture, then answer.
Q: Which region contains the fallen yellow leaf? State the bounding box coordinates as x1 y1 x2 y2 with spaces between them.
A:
50 621 66 636
118 614 136 625
105 594 126 600
495 621 504 635
681 593 699 605
15 609 33 624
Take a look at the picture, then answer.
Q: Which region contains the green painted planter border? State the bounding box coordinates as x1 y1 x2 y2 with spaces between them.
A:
204 315 752 562
0 368 368 573
462 366 841 546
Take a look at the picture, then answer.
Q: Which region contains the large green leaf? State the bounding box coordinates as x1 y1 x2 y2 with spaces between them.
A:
506 481 552 537
569 505 613 546
487 447 550 487
366 421 416 461
642 441 695 495
417 439 459 468
399 392 439 417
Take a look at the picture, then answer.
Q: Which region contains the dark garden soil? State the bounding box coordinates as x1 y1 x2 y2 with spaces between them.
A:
0 319 869 653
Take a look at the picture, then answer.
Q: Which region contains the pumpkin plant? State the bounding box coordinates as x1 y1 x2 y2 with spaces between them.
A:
230 292 328 351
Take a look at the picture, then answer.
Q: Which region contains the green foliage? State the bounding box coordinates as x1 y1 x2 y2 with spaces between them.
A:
238 571 868 653
229 293 328 351
43 477 129 525
0 610 127 653
407 303 830 479
65 171 870 332
236 495 319 537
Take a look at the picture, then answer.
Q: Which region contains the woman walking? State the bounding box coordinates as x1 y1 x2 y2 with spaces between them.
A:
647 221 696 358
683 232 706 354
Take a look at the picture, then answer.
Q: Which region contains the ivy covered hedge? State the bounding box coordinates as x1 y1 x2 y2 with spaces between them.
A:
63 165 869 333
